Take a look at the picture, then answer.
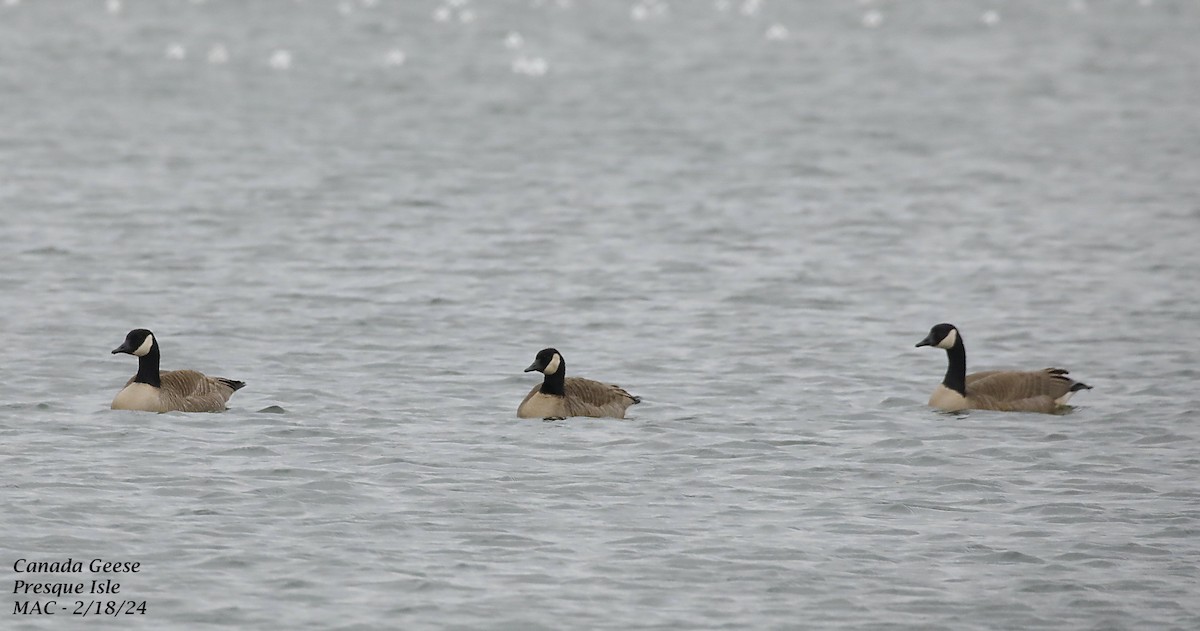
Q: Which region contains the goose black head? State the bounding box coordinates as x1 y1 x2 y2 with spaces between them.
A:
112 329 156 357
524 348 563 375
912 326 960 350
916 323 959 350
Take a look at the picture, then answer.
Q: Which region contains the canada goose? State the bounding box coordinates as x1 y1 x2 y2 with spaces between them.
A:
110 329 245 413
916 323 1091 414
518 348 640 420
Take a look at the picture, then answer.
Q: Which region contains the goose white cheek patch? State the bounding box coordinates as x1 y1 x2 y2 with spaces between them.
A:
936 329 958 350
133 334 155 357
543 354 561 374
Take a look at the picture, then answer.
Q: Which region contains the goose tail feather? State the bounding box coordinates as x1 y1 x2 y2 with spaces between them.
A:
219 378 246 392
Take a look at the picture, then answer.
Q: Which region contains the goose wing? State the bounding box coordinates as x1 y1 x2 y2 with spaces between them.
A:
967 368 1086 412
159 370 243 412
964 371 1003 385
968 368 1077 400
562 377 640 419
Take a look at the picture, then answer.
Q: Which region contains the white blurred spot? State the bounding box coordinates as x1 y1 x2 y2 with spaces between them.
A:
360 0 378 7
1068 0 1087 13
448 0 467 6
504 32 525 50
512 56 548 76
433 6 451 21
981 10 999 26
740 0 760 16
3 0 20 7
459 8 475 22
862 10 883 28
269 49 292 70
383 48 406 66
765 24 789 41
207 43 229 64
714 0 731 12
106 0 122 15
1138 0 1153 6
337 1 353 15
165 43 186 60
631 0 669 21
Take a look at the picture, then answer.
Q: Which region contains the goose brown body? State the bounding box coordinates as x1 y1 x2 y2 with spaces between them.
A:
917 324 1090 414
518 348 640 419
113 370 244 413
110 329 245 413
518 377 640 419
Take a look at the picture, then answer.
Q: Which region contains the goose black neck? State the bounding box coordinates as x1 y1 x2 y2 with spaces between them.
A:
942 338 967 396
134 342 162 388
540 363 566 396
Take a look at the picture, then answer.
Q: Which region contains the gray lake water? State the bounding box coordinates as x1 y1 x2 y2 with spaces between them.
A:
2 0 1199 629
